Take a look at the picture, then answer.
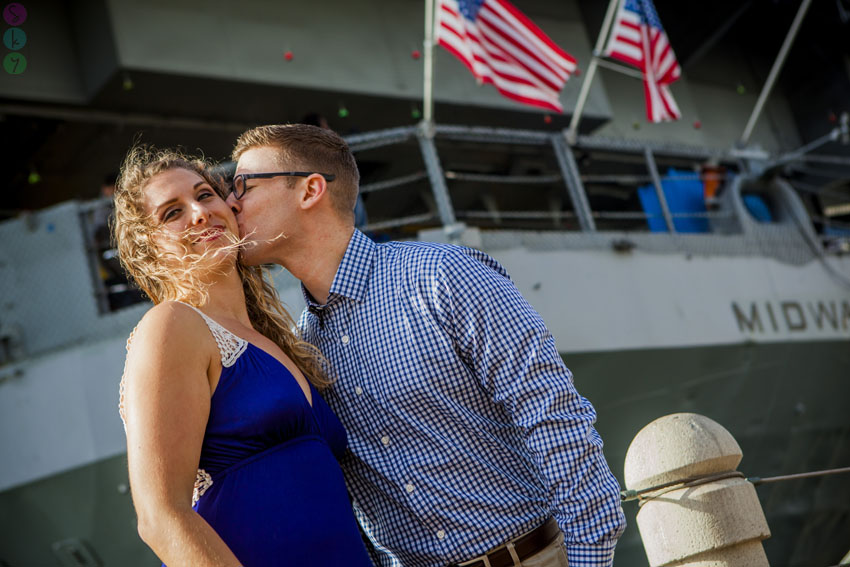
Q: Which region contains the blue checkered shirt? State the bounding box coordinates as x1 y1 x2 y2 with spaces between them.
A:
298 230 625 567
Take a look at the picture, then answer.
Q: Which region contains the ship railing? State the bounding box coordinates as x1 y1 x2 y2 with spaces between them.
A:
77 197 146 315
77 198 112 315
72 124 847 314
348 124 785 239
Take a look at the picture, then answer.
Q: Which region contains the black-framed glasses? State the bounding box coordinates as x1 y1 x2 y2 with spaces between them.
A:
230 171 335 200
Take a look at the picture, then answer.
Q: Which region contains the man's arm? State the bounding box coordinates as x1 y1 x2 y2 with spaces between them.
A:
435 249 626 566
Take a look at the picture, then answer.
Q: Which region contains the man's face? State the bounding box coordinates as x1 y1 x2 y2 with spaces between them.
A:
227 146 299 266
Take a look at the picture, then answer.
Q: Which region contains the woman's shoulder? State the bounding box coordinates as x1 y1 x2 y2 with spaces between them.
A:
131 301 213 351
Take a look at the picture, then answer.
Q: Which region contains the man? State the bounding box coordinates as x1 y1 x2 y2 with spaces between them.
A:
226 124 626 567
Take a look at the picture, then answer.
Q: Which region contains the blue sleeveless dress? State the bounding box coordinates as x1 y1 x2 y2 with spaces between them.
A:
178 306 372 566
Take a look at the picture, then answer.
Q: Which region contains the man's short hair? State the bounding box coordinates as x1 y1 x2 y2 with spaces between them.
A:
232 124 360 219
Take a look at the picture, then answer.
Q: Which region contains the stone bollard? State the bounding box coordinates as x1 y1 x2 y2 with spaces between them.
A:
624 413 771 567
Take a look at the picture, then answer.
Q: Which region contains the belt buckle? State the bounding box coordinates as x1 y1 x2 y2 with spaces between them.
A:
455 555 493 567
454 518 555 567
455 540 523 567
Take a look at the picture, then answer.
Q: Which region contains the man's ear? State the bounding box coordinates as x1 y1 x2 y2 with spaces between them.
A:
300 173 327 210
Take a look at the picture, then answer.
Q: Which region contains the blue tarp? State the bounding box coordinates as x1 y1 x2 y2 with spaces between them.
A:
742 194 773 223
637 167 710 233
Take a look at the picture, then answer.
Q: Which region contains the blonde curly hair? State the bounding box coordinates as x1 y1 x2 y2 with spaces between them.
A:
113 144 332 389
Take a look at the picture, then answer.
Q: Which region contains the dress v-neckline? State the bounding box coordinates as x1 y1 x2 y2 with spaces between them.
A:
180 302 315 409
244 342 315 409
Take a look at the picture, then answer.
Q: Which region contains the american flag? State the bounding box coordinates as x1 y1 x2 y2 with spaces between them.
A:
604 0 681 122
436 0 577 113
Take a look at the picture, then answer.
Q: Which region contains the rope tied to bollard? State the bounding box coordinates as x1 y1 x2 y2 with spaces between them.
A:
621 466 850 506
746 465 850 486
621 471 745 507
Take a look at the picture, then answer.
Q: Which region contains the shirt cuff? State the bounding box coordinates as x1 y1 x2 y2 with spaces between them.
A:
566 541 618 567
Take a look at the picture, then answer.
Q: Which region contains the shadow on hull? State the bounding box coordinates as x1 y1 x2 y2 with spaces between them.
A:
572 340 850 566
1 341 847 566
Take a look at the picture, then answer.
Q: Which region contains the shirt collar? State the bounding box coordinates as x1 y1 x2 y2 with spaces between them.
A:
301 229 375 307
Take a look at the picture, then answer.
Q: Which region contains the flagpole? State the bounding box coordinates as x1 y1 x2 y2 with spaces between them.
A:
738 0 811 147
566 0 621 144
423 0 436 130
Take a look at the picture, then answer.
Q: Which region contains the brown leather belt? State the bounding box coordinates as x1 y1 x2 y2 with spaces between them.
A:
452 518 561 567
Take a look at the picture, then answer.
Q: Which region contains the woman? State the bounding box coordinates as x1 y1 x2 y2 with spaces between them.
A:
114 146 372 566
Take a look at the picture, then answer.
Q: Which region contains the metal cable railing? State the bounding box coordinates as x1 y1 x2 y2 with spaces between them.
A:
68 124 850 311
621 465 850 504
364 213 437 232
359 171 429 194
445 171 563 185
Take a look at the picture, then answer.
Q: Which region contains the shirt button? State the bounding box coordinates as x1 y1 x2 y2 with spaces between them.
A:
381 435 390 446
436 530 446 540
341 335 350 345
405 483 415 493
355 386 363 395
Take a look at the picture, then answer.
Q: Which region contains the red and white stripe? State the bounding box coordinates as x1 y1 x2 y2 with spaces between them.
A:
604 0 681 122
437 0 577 113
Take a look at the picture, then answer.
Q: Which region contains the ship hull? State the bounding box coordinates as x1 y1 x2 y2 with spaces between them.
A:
572 340 850 566
1 340 847 567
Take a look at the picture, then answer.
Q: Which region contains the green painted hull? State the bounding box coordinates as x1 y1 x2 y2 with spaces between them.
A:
573 341 850 566
1 341 848 566
0 454 156 567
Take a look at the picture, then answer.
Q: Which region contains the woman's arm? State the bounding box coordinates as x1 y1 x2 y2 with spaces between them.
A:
123 302 242 567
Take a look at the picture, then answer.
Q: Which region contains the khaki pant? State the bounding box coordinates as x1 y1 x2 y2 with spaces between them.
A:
457 533 568 567
517 533 568 567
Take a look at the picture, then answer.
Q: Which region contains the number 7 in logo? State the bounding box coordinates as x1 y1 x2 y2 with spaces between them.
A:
4 53 28 74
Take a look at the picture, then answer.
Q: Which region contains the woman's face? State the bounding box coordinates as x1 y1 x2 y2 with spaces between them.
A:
142 167 238 259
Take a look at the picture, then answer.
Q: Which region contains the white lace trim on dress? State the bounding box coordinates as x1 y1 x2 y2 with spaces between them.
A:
117 326 137 430
118 304 248 428
193 469 213 505
118 303 246 501
177 302 248 368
